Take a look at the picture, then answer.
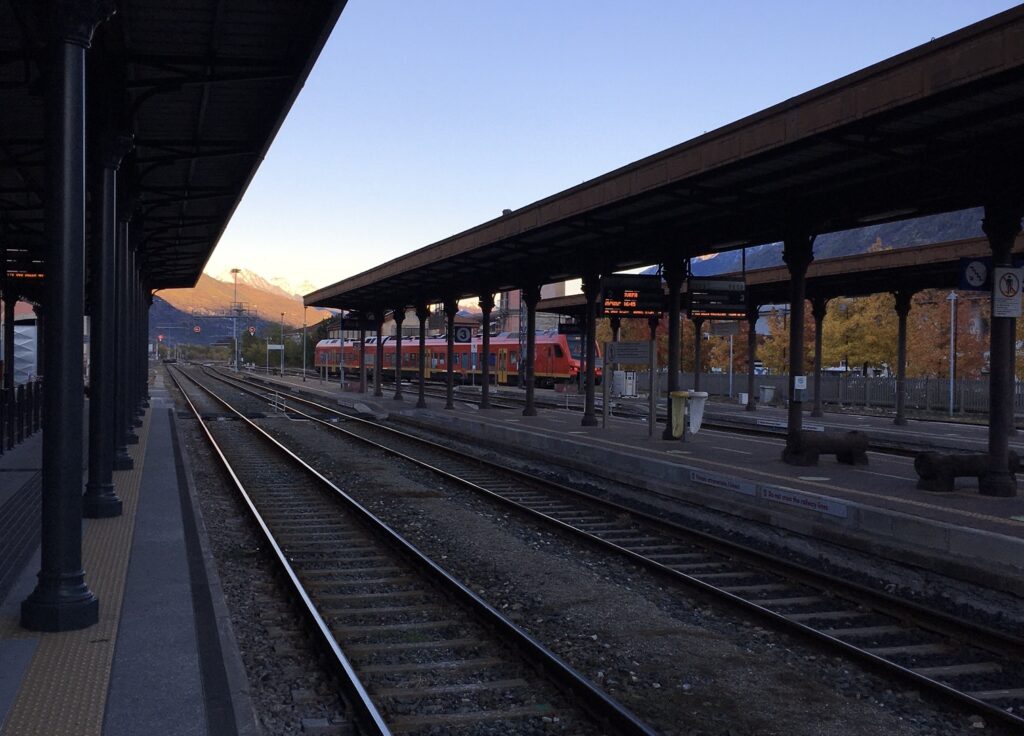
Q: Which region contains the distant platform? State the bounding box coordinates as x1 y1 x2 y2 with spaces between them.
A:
254 370 1024 595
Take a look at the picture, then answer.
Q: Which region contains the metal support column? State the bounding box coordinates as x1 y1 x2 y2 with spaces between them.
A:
479 292 493 409
980 203 1022 497
522 284 540 417
662 263 683 438
415 301 429 409
392 307 404 400
373 310 384 398
781 232 815 466
893 290 912 426
581 275 599 427
746 304 758 411
84 133 131 518
22 2 111 631
112 219 132 469
444 298 456 410
811 296 827 418
692 317 704 391
3 292 14 390
358 318 367 394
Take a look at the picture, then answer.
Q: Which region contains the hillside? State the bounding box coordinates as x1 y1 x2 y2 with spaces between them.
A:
157 272 310 327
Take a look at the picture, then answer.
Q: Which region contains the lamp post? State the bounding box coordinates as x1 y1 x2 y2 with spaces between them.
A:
231 268 241 372
947 291 958 416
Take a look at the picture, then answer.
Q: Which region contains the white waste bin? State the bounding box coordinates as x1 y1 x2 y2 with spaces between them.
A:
687 391 709 434
738 392 748 405
759 385 776 403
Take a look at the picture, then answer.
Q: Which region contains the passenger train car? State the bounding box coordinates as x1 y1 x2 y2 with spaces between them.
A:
314 331 601 387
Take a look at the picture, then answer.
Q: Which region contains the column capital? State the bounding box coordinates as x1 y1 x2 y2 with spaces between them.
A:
46 0 115 47
520 283 541 308
782 232 815 274
478 291 495 312
982 203 1023 261
442 297 458 317
893 289 914 317
392 307 405 326
100 133 134 171
648 315 660 335
810 295 828 321
581 273 601 299
661 262 685 289
415 300 430 323
746 303 760 325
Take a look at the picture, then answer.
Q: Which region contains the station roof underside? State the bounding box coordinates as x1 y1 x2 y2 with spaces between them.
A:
307 6 1024 314
534 235 1024 318
0 0 346 295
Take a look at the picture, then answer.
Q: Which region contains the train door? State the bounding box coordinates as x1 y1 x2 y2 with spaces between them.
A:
497 348 508 384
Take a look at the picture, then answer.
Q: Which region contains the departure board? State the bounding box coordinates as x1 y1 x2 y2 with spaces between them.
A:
600 274 663 317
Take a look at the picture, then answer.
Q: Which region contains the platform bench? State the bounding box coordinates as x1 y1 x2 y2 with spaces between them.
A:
784 430 869 466
914 451 1020 493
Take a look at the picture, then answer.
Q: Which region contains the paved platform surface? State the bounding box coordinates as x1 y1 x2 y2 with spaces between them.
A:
0 376 254 736
250 370 1024 591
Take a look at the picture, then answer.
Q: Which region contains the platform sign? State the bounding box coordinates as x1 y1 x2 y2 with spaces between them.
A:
600 274 663 318
709 321 740 336
993 267 1023 318
248 325 256 336
605 341 650 365
688 277 747 319
453 326 473 343
958 256 1024 291
267 343 284 350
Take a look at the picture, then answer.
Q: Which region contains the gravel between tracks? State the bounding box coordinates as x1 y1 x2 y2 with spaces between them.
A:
257 413 1016 736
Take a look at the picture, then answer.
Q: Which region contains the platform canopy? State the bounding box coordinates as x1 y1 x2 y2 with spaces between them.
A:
0 0 346 292
307 6 1024 313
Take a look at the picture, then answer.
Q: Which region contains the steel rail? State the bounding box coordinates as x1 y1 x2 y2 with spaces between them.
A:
167 366 392 736
209 366 1024 730
173 365 658 736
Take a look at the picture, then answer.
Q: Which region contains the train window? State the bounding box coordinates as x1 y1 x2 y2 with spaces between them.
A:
554 345 564 358
489 353 496 367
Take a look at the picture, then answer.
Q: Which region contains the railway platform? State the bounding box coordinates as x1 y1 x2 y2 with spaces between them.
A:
0 376 254 736
253 371 1024 595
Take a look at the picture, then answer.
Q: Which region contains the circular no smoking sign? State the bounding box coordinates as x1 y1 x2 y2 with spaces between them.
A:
1000 271 1021 298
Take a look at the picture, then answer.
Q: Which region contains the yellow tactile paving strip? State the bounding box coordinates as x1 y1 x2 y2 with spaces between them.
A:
0 410 151 736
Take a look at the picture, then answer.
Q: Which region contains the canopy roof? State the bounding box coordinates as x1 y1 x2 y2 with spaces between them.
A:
1 0 347 293
307 6 1024 312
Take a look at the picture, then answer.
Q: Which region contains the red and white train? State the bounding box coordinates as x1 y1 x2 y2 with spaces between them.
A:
314 331 601 387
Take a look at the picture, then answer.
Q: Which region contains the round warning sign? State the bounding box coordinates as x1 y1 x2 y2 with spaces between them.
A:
248 325 256 336
193 324 201 333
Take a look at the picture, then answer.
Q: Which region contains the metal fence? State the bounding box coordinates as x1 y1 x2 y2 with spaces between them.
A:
632 371 1019 416
1 380 43 453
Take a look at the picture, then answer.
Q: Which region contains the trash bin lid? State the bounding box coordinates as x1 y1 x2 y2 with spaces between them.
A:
669 391 689 398
689 391 709 398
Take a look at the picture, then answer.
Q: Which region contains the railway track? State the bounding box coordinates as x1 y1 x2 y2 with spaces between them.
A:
169 366 655 736
207 365 1024 730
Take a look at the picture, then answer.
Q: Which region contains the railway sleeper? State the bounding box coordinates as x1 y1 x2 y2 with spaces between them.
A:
345 637 484 655
388 704 557 734
373 678 530 698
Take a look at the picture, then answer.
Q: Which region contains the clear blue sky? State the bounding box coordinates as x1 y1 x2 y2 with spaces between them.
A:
205 0 1021 293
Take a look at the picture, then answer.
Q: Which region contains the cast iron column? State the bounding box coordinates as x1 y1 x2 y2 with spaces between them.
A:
522 284 540 417
22 0 112 632
444 298 456 410
692 317 704 391
781 232 815 466
112 219 132 470
83 133 131 518
3 292 14 389
373 310 384 398
662 263 683 438
33 305 45 379
893 290 912 426
392 307 404 400
610 316 621 344
128 249 141 428
122 239 138 443
358 318 367 394
415 301 429 408
810 296 827 418
581 275 599 427
746 304 758 411
479 292 493 409
980 203 1022 497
